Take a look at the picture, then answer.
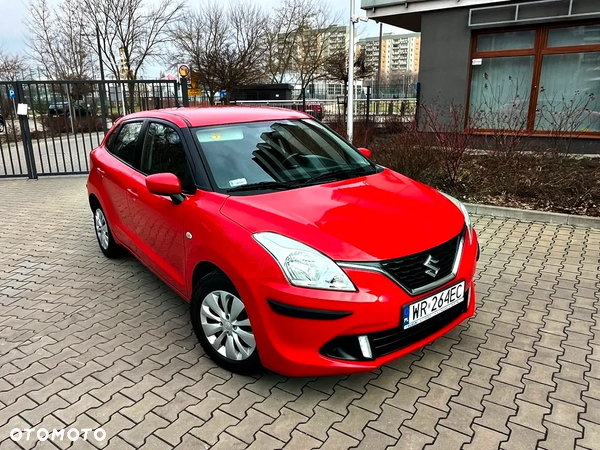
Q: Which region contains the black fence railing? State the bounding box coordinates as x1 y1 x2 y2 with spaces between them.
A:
0 79 178 178
0 79 419 179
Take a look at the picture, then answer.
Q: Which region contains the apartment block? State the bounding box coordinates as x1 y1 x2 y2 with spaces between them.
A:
357 32 421 78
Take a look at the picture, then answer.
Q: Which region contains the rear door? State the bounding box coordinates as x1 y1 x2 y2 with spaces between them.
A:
96 120 145 248
127 121 196 295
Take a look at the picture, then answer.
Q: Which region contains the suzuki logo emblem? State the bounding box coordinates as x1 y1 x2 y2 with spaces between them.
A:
423 255 440 278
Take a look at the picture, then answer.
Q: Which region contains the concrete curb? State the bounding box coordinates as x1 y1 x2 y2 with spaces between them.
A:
465 203 600 229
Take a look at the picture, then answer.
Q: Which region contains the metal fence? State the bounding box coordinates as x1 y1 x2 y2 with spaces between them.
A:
1 79 417 179
0 79 178 178
231 98 417 124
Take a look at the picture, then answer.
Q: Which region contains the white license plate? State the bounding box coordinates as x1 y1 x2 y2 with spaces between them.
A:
402 281 466 329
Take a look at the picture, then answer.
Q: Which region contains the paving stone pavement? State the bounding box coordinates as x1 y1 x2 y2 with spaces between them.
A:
0 176 599 450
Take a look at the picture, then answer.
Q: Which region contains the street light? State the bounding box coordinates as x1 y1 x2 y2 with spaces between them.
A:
347 0 368 143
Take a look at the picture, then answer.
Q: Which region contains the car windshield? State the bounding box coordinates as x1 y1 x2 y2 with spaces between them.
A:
193 119 375 192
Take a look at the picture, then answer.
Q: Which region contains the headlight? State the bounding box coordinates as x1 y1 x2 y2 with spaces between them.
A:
440 192 473 244
253 232 356 291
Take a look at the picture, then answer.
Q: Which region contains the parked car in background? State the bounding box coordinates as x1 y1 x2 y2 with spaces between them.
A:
291 102 324 120
87 107 479 376
48 102 92 117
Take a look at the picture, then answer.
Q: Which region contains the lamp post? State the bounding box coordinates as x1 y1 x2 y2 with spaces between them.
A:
347 0 368 143
347 0 355 143
96 26 108 134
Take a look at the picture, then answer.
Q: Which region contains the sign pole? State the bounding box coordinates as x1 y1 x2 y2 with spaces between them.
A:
96 26 108 134
347 0 355 143
178 65 190 107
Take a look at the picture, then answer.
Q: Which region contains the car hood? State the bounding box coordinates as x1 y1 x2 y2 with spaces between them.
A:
220 168 465 261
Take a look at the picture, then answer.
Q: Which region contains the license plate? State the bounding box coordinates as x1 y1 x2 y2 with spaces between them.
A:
402 281 466 329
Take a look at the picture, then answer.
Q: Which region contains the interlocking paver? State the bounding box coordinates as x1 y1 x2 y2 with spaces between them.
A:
220 388 264 420
332 405 377 440
367 403 411 438
226 408 273 444
262 407 308 442
189 409 238 446
1 176 599 449
186 390 231 421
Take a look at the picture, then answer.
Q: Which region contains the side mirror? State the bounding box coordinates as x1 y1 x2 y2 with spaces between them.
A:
146 173 182 196
358 147 372 158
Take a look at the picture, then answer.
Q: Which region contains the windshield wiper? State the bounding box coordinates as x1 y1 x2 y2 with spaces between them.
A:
298 166 373 186
227 181 293 193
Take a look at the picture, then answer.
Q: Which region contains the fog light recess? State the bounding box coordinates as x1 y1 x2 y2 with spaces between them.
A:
358 335 372 359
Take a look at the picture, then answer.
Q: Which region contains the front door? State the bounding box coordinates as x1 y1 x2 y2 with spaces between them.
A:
127 121 196 296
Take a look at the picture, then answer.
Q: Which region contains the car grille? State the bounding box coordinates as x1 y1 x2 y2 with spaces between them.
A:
369 295 468 358
380 229 463 293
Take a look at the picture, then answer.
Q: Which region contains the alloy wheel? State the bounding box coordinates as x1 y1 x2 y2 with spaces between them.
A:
200 290 256 361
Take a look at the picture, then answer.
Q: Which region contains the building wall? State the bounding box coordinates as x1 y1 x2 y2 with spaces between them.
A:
417 2 600 153
419 7 471 104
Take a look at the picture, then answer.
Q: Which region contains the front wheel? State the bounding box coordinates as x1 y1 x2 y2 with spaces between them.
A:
191 271 261 374
93 205 122 258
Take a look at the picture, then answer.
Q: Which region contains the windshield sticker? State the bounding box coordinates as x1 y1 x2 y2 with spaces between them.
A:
197 127 244 143
229 178 248 188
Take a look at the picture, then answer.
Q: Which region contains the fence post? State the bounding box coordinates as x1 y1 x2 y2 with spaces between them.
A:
366 86 371 127
98 81 108 134
180 77 189 107
172 81 179 108
15 81 38 180
302 88 306 113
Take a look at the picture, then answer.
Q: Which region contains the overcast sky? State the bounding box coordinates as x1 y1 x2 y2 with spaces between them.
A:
1 0 408 78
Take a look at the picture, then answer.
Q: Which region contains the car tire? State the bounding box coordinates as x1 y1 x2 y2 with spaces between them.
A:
191 271 261 375
92 205 122 258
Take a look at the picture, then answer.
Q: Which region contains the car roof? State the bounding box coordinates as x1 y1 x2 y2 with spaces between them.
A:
124 106 311 128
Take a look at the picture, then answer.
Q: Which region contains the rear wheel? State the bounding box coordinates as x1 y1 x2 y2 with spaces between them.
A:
191 271 261 374
93 205 122 258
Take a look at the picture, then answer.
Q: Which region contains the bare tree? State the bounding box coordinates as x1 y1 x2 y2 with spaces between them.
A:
323 48 374 92
82 0 185 81
170 1 268 105
0 46 26 81
79 0 184 112
266 0 340 93
25 0 91 79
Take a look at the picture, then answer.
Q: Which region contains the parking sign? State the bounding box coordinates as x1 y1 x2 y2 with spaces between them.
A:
8 88 15 99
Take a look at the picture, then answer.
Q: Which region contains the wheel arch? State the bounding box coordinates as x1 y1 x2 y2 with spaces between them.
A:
89 193 101 211
191 261 229 293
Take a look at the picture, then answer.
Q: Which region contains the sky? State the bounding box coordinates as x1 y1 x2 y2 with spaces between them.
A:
1 0 409 78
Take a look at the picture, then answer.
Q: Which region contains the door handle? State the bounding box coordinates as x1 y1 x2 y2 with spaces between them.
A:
96 167 105 177
127 188 138 200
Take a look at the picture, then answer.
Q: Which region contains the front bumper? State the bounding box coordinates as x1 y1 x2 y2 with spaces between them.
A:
239 232 479 377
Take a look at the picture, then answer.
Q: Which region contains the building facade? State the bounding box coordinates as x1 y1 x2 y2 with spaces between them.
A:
358 33 421 79
362 0 600 143
323 25 351 59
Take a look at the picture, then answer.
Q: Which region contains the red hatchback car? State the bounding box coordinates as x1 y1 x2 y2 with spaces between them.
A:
87 107 479 376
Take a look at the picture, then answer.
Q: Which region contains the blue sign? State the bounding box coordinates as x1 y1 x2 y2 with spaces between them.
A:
8 89 15 99
219 90 226 99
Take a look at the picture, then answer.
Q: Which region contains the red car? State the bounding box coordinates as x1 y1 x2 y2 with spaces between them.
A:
87 107 479 376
